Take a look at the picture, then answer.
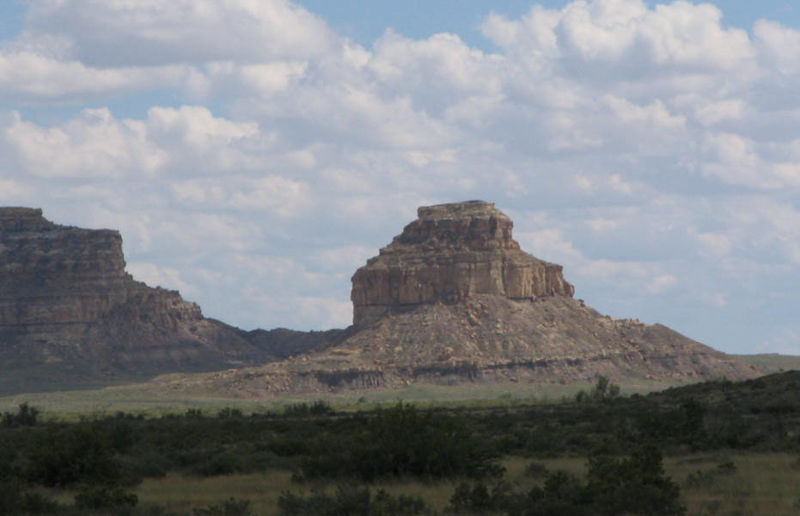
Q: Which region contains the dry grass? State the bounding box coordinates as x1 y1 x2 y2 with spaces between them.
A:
667 453 800 516
0 378 685 419
135 471 294 515
129 454 800 515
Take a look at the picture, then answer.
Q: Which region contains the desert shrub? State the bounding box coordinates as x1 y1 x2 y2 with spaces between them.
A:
74 484 138 511
0 481 60 516
584 445 685 516
283 401 333 417
683 460 737 489
278 485 426 516
193 497 253 516
445 447 684 516
447 481 519 515
27 423 125 487
575 377 621 403
299 403 503 481
2 403 40 427
217 408 244 419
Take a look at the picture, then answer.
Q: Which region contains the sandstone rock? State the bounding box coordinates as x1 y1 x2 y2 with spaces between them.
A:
154 200 759 398
351 201 574 326
0 208 330 394
1 203 762 398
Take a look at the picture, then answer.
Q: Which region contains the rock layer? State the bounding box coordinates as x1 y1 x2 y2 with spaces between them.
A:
0 208 329 394
351 201 574 326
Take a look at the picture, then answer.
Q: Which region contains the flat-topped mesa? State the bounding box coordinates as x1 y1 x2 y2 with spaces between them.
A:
0 207 283 394
0 207 56 232
0 208 138 326
351 201 574 326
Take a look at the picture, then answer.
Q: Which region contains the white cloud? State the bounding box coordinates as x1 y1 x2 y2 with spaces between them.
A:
3 109 166 178
754 20 800 75
702 133 800 189
22 0 338 66
171 175 311 218
482 0 754 73
0 51 184 100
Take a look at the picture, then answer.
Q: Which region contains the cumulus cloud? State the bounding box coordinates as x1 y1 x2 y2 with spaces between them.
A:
3 109 166 178
21 0 338 66
1 0 800 351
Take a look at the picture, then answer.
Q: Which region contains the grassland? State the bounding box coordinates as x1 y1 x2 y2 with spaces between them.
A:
126 453 800 515
0 377 686 418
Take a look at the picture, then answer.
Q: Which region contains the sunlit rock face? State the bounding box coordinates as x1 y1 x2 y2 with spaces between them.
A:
351 201 574 326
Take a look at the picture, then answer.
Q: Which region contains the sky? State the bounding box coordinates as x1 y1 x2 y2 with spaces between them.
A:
1 0 799 355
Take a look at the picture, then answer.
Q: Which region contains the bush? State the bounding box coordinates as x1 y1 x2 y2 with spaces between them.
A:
283 401 333 417
74 484 138 511
575 377 621 403
300 403 503 481
447 481 517 515
2 403 39 427
585 445 685 515
193 497 253 516
27 423 124 487
278 485 426 516
683 460 737 489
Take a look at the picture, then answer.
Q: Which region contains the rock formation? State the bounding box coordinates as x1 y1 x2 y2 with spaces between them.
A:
351 201 574 326
156 201 759 398
0 208 329 394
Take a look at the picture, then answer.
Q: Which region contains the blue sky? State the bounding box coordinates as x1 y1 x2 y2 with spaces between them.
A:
1 0 800 355
297 0 800 47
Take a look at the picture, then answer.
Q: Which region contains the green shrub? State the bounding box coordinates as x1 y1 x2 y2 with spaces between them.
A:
193 497 253 516
585 445 685 515
2 403 39 427
447 481 516 515
278 485 426 516
28 423 125 487
74 483 138 511
300 403 503 481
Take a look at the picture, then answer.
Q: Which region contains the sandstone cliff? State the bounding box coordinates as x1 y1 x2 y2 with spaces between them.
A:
351 201 574 326
0 208 328 394
154 201 758 398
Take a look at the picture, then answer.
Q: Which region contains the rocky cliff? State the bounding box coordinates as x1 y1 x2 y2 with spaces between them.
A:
0 208 328 394
351 201 574 326
155 201 758 398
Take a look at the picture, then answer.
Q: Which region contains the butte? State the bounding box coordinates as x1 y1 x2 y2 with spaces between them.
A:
169 200 758 396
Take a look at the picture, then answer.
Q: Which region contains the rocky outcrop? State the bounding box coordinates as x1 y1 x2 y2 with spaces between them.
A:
0 208 330 394
351 201 574 326
154 200 758 398
0 203 762 398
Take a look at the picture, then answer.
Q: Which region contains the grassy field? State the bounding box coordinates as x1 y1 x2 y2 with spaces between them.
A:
121 453 800 515
0 377 686 418
734 353 800 374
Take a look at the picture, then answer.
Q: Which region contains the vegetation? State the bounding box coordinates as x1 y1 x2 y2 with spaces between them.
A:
0 372 799 514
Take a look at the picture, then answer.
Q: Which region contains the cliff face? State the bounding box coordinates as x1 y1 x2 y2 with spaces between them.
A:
0 208 138 327
0 208 329 394
351 201 574 326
